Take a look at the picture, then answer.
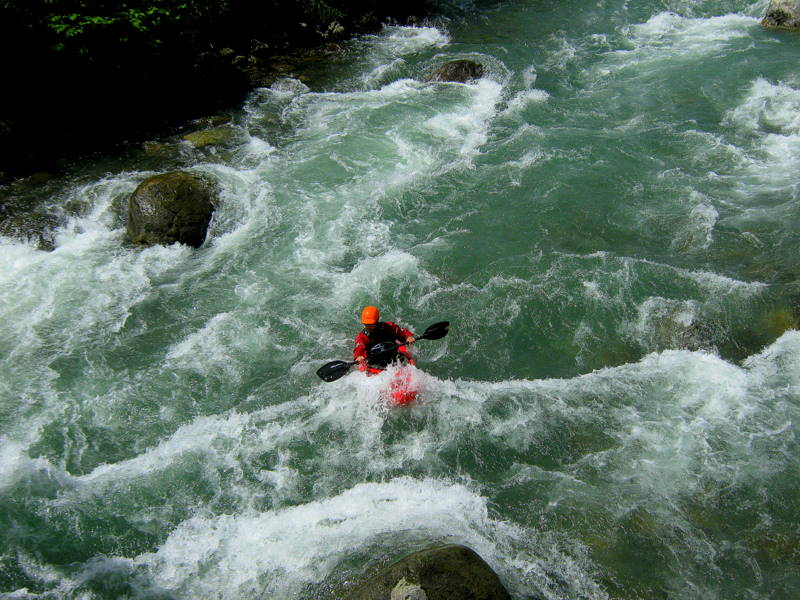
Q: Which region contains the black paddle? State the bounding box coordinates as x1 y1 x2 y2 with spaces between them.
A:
316 321 450 383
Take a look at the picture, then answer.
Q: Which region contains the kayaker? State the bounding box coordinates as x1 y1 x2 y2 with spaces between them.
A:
354 306 416 370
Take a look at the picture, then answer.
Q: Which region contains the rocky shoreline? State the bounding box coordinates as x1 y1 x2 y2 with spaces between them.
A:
0 1 437 184
4 0 798 188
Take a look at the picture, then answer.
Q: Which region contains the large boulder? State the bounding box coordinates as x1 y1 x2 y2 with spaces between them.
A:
345 544 512 600
762 0 800 28
127 171 218 247
427 60 485 83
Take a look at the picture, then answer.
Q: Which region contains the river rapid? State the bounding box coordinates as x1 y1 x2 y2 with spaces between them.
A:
2 1 799 599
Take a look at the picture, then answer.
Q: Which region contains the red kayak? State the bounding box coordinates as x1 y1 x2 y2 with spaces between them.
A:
359 346 419 406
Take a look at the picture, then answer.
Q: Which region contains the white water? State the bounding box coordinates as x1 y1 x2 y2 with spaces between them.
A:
2 3 800 599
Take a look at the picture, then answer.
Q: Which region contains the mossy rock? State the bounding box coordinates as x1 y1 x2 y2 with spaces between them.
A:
344 545 512 600
127 171 218 247
182 126 236 148
762 0 800 28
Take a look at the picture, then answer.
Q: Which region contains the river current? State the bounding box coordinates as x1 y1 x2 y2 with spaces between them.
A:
2 1 799 599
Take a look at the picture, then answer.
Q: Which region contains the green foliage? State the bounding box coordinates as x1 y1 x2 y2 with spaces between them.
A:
306 0 344 24
3 1 232 51
1 0 417 61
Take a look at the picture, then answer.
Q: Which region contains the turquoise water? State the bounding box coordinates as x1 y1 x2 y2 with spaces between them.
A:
2 1 800 598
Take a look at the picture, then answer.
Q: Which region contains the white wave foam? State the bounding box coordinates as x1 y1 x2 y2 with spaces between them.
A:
501 89 550 119
670 192 719 252
46 405 309 514
329 249 428 307
76 412 252 485
726 77 800 136
55 371 427 507
0 439 74 495
722 77 800 199
135 478 488 598
361 57 407 88
266 73 501 271
423 78 503 163
165 312 266 381
540 33 579 72
349 26 451 89
214 56 503 316
240 134 275 161
583 12 758 83
0 224 191 373
626 12 757 54
743 327 800 386
382 26 450 53
449 330 800 505
0 238 48 288
263 77 310 98
135 476 599 600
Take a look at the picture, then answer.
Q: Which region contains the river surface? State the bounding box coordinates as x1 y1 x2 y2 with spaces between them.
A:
2 1 799 598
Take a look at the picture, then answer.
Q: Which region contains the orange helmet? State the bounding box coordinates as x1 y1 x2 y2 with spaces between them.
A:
361 305 380 324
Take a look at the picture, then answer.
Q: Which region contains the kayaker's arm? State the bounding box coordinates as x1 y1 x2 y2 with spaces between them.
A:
353 331 369 363
385 321 415 346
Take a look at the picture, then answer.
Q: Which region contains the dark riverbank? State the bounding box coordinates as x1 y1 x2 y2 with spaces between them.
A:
0 1 444 184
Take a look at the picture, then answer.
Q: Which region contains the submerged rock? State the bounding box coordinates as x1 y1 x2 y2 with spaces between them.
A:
127 171 218 247
762 307 798 338
345 544 512 600
427 60 485 83
762 0 800 28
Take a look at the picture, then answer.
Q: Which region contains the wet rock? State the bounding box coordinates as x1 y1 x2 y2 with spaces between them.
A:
192 114 233 128
345 544 512 600
182 126 237 148
127 171 218 247
142 141 181 159
762 0 800 28
427 60 485 83
391 578 427 600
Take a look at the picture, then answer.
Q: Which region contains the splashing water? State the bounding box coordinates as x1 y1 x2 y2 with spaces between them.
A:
2 2 799 599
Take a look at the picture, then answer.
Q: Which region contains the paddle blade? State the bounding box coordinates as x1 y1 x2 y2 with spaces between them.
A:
316 360 354 382
419 321 449 341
